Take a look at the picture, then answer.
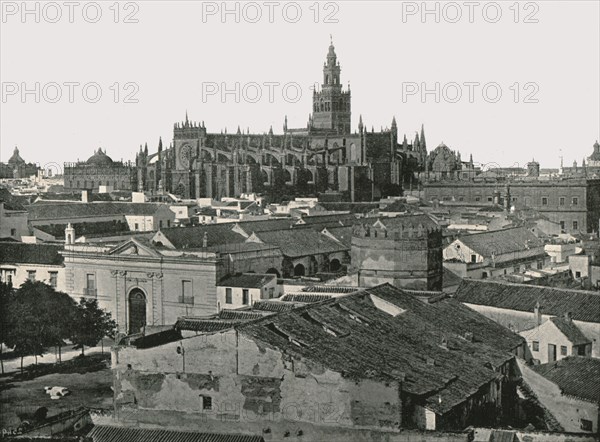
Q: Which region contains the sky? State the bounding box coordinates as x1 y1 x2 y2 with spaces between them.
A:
1 0 599 173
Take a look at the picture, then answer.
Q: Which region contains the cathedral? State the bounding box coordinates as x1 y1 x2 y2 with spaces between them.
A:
136 42 430 202
65 42 471 200
0 147 39 179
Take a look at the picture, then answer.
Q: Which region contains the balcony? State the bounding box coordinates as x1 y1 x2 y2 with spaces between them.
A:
178 296 194 305
84 288 97 297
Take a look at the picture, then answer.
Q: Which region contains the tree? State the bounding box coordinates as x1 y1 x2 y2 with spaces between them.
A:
0 281 15 374
70 298 116 356
3 281 76 374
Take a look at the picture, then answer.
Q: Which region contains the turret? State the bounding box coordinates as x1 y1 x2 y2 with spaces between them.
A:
65 223 75 245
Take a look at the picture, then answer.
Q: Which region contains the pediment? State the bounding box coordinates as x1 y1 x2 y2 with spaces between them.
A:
109 239 159 257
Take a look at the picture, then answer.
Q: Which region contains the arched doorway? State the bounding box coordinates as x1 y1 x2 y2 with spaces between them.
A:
128 288 147 335
294 264 305 277
266 268 281 278
330 259 341 272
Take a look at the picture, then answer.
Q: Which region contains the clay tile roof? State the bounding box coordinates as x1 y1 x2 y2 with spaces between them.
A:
455 280 600 323
549 317 591 345
280 294 332 303
158 224 246 249
217 273 276 289
175 319 241 333
456 227 543 257
0 242 64 266
238 284 524 414
532 357 600 403
87 426 264 442
27 202 166 221
255 230 348 258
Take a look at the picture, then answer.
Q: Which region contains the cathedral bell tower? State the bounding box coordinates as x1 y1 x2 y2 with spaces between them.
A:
311 38 351 134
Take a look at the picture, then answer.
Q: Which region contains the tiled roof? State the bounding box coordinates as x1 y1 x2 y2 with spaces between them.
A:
238 284 523 414
217 273 276 289
375 213 440 230
443 268 463 288
455 280 600 323
532 357 600 403
28 202 167 221
0 242 64 265
280 294 332 303
157 224 246 249
254 230 348 258
319 202 380 214
456 227 543 257
300 285 358 294
175 319 241 333
549 317 591 345
87 426 264 442
252 300 297 313
218 310 271 320
322 226 353 247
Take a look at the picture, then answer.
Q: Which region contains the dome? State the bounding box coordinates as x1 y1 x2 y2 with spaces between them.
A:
8 147 25 165
589 140 600 162
86 148 114 166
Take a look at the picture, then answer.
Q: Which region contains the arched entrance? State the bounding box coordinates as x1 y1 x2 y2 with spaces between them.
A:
266 268 281 278
330 259 342 272
294 264 306 277
128 288 147 335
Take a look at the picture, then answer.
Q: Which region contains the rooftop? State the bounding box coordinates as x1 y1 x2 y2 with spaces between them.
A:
532 357 600 403
455 280 600 323
87 425 265 442
455 227 543 257
237 284 523 414
0 242 64 266
549 317 591 345
217 273 276 289
28 202 168 221
253 229 348 258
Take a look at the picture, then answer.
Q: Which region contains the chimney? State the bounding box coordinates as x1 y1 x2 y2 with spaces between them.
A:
81 190 89 203
534 301 542 326
564 312 572 323
65 223 75 245
202 232 208 248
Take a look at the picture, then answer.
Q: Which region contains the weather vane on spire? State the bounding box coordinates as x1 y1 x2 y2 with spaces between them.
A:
330 34 333 45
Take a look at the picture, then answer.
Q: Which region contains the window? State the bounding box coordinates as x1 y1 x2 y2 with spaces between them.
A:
86 273 96 296
560 221 565 231
225 288 232 304
180 280 193 304
573 221 579 230
572 197 578 205
242 289 249 305
576 271 581 278
134 223 139 231
167 220 171 228
49 272 58 288
10 228 17 237
537 261 543 270
532 341 539 352
559 197 565 206
578 346 586 356
487 197 493 202
269 287 274 299
560 345 567 356
470 254 477 263
580 419 592 432
202 395 212 410
475 196 481 202
27 270 36 282
541 197 548 206
159 220 163 229
458 196 464 202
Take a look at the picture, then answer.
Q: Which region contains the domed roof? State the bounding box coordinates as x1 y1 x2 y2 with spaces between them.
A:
8 147 25 165
86 148 113 166
589 140 600 161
